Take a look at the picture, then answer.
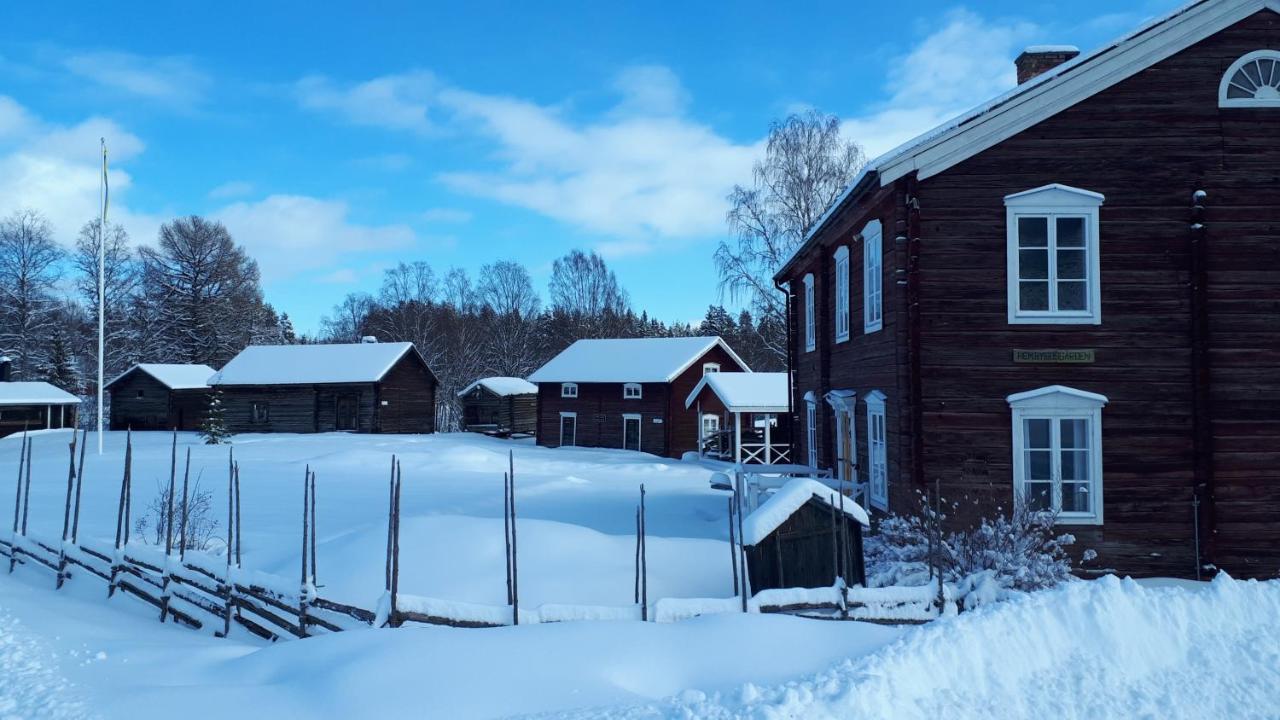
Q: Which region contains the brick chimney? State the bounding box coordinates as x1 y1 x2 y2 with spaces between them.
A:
0 356 11 382
1015 45 1080 84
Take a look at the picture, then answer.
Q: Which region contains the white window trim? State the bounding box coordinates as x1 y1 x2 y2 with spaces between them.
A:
702 413 720 435
1007 385 1107 525
622 412 643 451
702 362 720 375
558 411 577 447
623 382 642 399
864 390 887 511
834 246 850 343
1005 184 1103 325
862 220 883 334
803 273 816 352
561 382 578 398
1219 50 1280 108
804 396 818 468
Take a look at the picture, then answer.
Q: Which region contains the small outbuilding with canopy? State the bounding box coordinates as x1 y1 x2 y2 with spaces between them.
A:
685 371 792 464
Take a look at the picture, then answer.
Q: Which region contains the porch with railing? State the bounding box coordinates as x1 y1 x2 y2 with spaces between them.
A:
699 419 791 465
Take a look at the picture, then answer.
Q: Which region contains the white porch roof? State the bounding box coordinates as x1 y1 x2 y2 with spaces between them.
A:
686 372 789 413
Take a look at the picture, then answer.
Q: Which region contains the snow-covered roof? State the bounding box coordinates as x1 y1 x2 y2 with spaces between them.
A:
106 364 215 391
778 0 1255 279
528 337 749 384
1022 44 1082 54
0 382 80 406
209 342 427 386
457 377 538 398
685 372 789 413
742 478 870 546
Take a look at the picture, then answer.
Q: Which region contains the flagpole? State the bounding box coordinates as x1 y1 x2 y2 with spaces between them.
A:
97 138 108 455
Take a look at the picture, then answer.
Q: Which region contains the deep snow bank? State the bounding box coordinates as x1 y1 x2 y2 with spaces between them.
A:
562 574 1280 719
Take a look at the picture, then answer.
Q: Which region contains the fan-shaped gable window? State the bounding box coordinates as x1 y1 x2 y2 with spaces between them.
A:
1220 50 1280 107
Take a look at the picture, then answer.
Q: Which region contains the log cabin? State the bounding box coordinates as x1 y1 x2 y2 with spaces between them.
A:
105 364 215 431
208 341 438 434
458 377 538 436
529 336 750 458
774 0 1280 579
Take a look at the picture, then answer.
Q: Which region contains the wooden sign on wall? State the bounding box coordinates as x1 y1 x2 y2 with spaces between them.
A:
1012 349 1096 364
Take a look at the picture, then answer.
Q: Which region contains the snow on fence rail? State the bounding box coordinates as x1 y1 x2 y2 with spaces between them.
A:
1 429 955 643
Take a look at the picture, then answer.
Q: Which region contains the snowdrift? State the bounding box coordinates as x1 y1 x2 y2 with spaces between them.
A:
582 574 1280 719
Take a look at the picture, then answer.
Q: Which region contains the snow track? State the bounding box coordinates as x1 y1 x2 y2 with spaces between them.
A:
547 574 1280 719
0 605 88 719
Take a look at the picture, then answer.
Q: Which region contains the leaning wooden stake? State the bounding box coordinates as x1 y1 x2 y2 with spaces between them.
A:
633 506 641 604
20 437 33 537
160 432 178 621
110 430 133 597
509 452 519 626
223 447 235 638
736 472 749 612
299 466 311 636
639 483 648 622
71 428 87 544
178 447 191 561
389 462 402 627
728 495 739 597
503 472 512 606
55 431 77 589
384 455 395 593
9 431 27 574
310 470 318 588
234 461 242 568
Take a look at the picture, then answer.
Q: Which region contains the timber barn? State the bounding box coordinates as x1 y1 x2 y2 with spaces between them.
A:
775 0 1280 579
106 364 215 431
458 377 538 436
209 341 438 434
529 336 750 458
0 357 80 438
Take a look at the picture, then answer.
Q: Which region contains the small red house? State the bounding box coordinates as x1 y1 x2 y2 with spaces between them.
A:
529 337 750 458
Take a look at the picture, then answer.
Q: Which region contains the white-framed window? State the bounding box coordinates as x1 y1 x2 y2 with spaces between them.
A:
1219 50 1280 108
559 411 577 447
702 362 720 375
623 382 642 399
1005 184 1103 324
622 413 642 452
701 413 720 437
833 246 850 342
805 395 818 467
1007 385 1107 525
865 390 887 511
561 382 578 398
862 220 883 333
803 273 816 352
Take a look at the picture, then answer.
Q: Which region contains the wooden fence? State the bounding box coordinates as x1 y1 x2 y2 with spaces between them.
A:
0 429 953 642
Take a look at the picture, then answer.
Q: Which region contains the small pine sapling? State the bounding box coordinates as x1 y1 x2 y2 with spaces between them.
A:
201 388 233 445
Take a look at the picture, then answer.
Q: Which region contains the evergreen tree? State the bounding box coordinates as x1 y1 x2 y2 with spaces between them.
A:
200 389 232 445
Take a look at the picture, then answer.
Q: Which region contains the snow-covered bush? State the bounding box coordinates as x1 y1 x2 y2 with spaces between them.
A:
200 389 232 445
864 493 1081 597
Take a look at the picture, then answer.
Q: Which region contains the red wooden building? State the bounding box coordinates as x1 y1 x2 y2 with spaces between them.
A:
529 337 750 458
775 0 1280 578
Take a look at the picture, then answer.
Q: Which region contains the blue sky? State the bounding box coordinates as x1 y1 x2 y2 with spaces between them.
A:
0 0 1181 333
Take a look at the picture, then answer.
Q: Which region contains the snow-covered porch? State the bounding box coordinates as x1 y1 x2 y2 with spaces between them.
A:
686 372 792 465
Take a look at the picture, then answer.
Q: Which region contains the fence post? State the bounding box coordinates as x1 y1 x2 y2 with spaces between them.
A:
299 466 310 636
222 447 234 639
160 432 178 622
639 483 647 622
508 452 518 626
9 431 27 574
71 427 87 545
57 431 78 589
728 496 739 597
109 430 132 597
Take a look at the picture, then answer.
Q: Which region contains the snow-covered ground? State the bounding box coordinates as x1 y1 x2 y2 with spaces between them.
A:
1 430 1277 719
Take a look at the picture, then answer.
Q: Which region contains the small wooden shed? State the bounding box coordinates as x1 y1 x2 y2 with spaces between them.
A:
741 478 868 592
106 364 215 431
458 377 537 436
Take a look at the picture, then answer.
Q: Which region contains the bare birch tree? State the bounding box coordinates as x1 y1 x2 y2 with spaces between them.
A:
0 209 63 379
716 110 865 363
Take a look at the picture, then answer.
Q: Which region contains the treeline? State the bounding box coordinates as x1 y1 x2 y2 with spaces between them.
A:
0 210 291 422
0 209 779 430
321 249 782 430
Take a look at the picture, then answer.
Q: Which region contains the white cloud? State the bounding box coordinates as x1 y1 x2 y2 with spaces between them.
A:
436 72 758 240
610 65 689 117
294 71 436 133
208 180 255 199
842 10 1037 158
0 96 160 245
62 51 210 105
212 195 415 283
